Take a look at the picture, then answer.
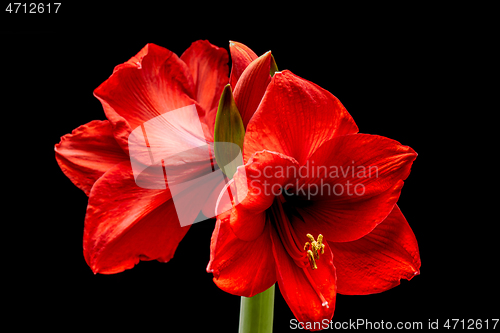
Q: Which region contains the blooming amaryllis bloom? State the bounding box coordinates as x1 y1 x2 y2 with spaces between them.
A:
207 63 420 326
55 40 230 274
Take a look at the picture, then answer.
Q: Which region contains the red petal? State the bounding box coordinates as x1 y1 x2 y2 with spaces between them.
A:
271 224 336 326
83 160 189 274
295 181 404 243
93 99 133 154
293 133 417 242
244 70 358 165
180 40 229 135
55 120 128 196
300 134 417 198
229 41 258 89
94 43 198 148
330 205 421 295
233 51 272 127
207 217 276 297
218 150 300 241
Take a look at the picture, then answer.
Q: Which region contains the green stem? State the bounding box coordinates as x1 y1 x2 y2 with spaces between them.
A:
238 284 275 333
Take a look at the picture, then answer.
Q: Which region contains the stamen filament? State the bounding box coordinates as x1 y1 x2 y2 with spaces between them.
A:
302 267 329 308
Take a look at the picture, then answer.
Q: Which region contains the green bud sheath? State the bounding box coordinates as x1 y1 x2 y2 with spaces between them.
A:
214 84 245 179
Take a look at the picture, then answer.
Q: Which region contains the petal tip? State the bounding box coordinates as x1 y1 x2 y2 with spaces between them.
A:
90 264 99 275
206 261 214 273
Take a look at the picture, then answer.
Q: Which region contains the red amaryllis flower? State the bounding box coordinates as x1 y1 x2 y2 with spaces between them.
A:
207 69 420 327
55 40 229 274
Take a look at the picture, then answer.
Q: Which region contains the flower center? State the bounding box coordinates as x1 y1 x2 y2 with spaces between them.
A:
304 234 325 270
269 196 329 308
269 196 308 268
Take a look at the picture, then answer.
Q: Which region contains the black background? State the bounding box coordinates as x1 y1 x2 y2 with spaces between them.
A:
3 3 494 332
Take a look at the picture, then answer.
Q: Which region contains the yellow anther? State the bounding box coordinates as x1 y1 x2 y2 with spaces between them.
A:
306 250 318 269
303 234 325 270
